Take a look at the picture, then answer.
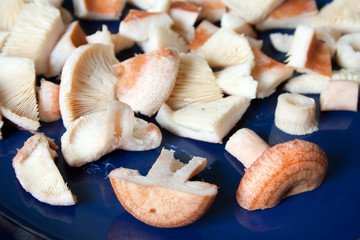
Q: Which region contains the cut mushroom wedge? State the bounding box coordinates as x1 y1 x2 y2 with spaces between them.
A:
156 96 251 143
221 12 257 38
38 79 61 123
169 1 201 38
114 48 180 117
61 101 162 167
255 0 318 31
1 1 65 75
46 20 87 78
286 25 332 77
166 52 223 110
187 20 219 52
0 57 39 131
72 0 126 20
195 28 254 68
109 148 218 228
0 0 23 31
237 139 328 210
60 44 119 129
284 73 330 94
12 134 77 206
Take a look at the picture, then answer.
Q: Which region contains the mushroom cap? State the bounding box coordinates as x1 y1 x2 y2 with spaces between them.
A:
237 139 328 210
59 43 119 129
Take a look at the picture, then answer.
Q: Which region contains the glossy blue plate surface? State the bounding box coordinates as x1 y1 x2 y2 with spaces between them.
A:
0 0 359 239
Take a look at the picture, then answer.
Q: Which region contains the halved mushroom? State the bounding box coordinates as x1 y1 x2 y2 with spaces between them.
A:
114 48 180 117
0 0 23 31
221 12 257 38
59 44 119 129
12 134 77 206
156 96 251 143
251 46 294 98
286 25 332 77
169 1 201 38
38 79 61 123
109 148 218 228
255 0 318 31
187 20 219 52
0 57 39 131
46 20 87 78
284 73 330 94
222 0 285 24
166 52 223 110
61 101 162 167
237 139 328 210
1 1 65 75
195 28 254 68
191 0 226 23
72 0 125 20
119 9 173 42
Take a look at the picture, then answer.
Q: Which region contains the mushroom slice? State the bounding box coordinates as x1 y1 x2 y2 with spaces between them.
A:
156 96 251 143
119 9 173 42
109 148 218 228
12 134 77 206
46 20 87 78
60 44 119 129
251 46 294 99
269 33 293 53
0 57 39 131
1 1 65 75
61 101 162 167
284 73 330 94
225 128 270 169
332 69 360 83
114 48 180 117
255 0 318 31
320 80 359 112
336 33 360 71
286 25 332 77
72 0 125 20
215 63 258 99
38 79 61 123
237 139 328 210
191 0 226 23
0 0 23 31
187 20 219 52
221 12 257 38
195 28 254 68
138 26 189 53
222 0 285 24
86 24 114 49
275 93 318 135
169 1 201 38
166 52 223 110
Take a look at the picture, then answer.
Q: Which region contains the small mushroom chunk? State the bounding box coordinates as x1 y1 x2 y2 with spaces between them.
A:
187 20 219 52
59 44 119 129
169 1 201 38
111 33 135 54
336 33 360 71
221 12 257 38
0 0 23 31
237 139 328 210
156 96 251 143
114 48 180 117
61 101 162 167
86 24 114 49
192 0 226 23
1 1 65 75
269 33 293 53
284 73 330 94
38 79 61 122
12 134 77 206
109 148 218 228
0 57 39 131
73 0 125 20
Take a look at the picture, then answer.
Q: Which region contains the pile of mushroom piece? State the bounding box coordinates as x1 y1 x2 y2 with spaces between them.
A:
0 0 359 227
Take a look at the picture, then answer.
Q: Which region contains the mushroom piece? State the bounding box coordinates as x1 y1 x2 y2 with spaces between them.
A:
237 139 328 210
332 69 360 83
0 57 39 131
166 52 223 110
114 48 180 117
73 0 126 20
59 44 119 129
336 33 360 71
0 0 23 31
169 1 201 38
1 1 65 75
284 73 330 94
0 31 10 51
12 134 77 206
156 96 251 143
46 20 87 78
315 27 341 58
187 20 219 52
111 33 135 54
190 0 226 23
221 12 257 38
269 33 293 53
61 101 162 167
86 24 114 49
38 79 61 122
109 148 218 228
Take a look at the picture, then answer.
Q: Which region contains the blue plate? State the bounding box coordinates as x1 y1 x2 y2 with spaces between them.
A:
1 0 360 239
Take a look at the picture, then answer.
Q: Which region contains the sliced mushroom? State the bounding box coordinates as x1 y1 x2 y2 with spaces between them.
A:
237 139 328 210
169 1 201 38
0 0 23 31
284 73 330 94
192 0 226 23
0 57 39 131
59 44 119 129
46 20 87 78
1 1 65 75
166 52 223 110
114 48 180 117
12 134 77 206
221 12 257 38
38 79 61 123
109 148 218 228
187 20 219 52
156 96 251 143
61 101 162 167
73 0 125 20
